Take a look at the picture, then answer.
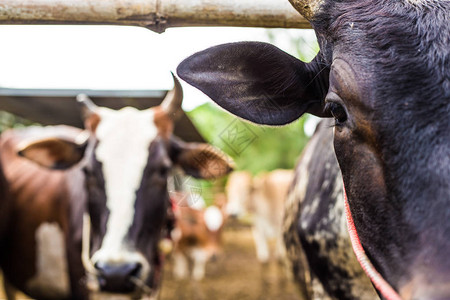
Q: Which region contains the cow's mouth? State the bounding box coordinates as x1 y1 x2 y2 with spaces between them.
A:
82 213 163 297
85 259 163 299
86 272 158 299
88 290 158 300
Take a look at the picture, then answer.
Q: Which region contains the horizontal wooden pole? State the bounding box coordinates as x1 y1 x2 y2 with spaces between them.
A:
0 0 311 33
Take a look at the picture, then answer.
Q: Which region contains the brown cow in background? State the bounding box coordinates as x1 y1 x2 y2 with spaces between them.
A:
171 193 226 281
0 75 233 300
226 170 294 264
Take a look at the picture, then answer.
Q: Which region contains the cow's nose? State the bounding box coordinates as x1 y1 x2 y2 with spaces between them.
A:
210 253 219 262
229 213 239 219
95 261 142 293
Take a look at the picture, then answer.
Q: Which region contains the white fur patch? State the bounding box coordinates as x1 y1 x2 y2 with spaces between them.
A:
204 206 223 232
172 251 189 280
26 222 70 299
91 107 156 271
404 0 429 5
190 247 208 280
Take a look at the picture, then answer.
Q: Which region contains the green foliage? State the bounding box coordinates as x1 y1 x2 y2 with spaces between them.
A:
265 29 320 62
0 111 37 133
187 103 310 175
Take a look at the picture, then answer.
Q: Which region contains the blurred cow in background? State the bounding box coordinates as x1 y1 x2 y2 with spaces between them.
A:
171 193 227 281
225 171 252 220
226 170 294 264
0 75 233 300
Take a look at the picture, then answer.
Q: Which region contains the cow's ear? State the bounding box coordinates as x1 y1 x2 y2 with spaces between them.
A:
17 136 88 170
177 42 330 125
170 137 234 179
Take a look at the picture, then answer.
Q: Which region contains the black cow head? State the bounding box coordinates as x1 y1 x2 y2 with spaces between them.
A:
177 1 449 298
18 75 233 297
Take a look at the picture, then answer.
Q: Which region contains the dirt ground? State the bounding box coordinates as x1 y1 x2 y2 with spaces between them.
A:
1 226 303 300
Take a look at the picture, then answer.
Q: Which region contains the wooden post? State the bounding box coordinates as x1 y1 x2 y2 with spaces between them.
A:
0 0 310 33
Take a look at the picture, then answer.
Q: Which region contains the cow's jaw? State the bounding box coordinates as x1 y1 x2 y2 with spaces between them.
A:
91 106 156 282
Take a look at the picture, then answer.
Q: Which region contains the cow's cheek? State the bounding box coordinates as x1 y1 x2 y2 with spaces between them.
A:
333 130 388 210
334 132 389 236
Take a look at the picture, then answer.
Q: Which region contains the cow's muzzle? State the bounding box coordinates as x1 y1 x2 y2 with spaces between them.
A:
82 214 154 296
95 261 142 293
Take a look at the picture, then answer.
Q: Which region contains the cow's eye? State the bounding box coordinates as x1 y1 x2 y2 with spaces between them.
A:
326 102 347 125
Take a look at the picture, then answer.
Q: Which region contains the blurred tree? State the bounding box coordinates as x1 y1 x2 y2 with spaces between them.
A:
0 111 36 133
186 103 313 206
187 103 310 175
265 29 320 62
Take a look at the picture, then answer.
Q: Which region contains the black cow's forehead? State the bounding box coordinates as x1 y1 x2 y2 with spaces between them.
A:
313 1 448 107
310 0 449 199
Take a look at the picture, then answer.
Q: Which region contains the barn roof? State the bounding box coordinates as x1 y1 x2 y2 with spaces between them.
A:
0 88 205 143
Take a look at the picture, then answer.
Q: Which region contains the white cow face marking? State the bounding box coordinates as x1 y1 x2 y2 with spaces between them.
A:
81 106 164 294
91 107 157 265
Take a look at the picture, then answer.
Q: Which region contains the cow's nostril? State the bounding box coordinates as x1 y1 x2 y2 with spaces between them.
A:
210 253 218 262
94 261 142 293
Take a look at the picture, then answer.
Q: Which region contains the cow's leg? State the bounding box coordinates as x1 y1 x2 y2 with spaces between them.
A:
275 232 286 262
3 276 16 300
191 248 208 281
173 251 189 280
252 226 270 263
275 231 291 280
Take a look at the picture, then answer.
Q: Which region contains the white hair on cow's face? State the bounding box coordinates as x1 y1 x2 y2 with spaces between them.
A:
91 106 156 270
204 206 223 232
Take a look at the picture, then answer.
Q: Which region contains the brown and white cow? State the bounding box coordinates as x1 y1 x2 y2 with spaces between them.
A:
0 75 233 299
171 193 226 281
0 125 85 300
226 170 293 264
225 171 253 220
177 0 449 298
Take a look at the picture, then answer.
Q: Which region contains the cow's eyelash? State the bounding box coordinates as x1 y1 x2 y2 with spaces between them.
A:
322 103 336 128
324 102 348 127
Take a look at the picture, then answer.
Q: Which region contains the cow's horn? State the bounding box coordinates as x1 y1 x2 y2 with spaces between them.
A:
161 72 183 121
77 94 99 115
289 0 323 20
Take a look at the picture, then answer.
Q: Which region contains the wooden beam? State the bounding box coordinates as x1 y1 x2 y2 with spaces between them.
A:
0 0 310 33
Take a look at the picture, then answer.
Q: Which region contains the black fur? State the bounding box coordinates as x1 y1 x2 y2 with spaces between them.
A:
177 0 449 298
